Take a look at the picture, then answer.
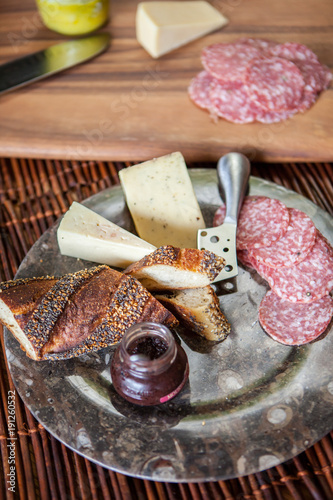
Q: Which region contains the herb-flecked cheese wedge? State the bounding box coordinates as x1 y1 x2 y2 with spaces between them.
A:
119 152 205 249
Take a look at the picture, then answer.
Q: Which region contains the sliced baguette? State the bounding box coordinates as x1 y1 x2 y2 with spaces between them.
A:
0 276 58 359
155 286 231 341
124 245 225 291
0 265 177 360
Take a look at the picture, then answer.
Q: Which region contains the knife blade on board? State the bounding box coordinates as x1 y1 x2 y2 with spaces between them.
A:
0 33 110 95
197 153 250 294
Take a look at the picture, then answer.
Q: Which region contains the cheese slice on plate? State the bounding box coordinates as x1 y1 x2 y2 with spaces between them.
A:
136 1 228 58
119 152 205 249
57 202 156 268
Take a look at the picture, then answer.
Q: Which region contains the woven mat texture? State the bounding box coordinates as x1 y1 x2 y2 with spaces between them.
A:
0 158 332 500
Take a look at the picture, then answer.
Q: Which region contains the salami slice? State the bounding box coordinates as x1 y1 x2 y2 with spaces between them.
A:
246 56 305 112
267 42 332 112
255 231 333 303
269 42 332 92
190 39 331 123
259 291 333 346
209 80 260 124
237 38 278 53
201 42 261 84
188 71 214 111
237 249 256 269
296 60 332 111
213 204 226 228
256 108 298 124
248 208 316 268
269 42 319 64
213 196 290 250
298 61 332 94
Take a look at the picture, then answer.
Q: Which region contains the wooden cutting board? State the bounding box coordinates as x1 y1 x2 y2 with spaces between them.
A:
0 0 332 163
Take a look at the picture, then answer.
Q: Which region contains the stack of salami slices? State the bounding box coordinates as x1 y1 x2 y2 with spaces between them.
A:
188 38 332 124
213 196 333 345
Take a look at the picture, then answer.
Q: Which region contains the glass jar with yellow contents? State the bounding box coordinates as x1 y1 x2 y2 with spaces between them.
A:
36 0 109 36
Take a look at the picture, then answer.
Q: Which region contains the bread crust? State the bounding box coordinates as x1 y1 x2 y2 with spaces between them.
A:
0 276 57 315
156 286 231 342
124 245 225 291
0 265 177 360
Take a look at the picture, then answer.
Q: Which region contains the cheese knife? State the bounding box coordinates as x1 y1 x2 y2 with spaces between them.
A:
0 33 110 96
197 152 250 285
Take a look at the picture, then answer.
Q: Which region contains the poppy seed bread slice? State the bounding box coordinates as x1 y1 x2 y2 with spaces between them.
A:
124 245 225 291
155 286 230 341
0 265 177 360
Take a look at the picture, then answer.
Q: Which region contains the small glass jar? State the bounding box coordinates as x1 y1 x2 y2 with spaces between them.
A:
36 0 109 36
111 322 189 406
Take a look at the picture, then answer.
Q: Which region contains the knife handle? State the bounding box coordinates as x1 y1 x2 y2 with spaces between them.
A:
217 153 250 225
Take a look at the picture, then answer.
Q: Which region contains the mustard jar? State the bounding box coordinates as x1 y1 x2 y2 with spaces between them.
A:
36 0 109 36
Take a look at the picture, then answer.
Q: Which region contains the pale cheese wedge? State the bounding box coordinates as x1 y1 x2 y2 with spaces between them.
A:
136 1 228 58
119 152 205 249
57 202 156 268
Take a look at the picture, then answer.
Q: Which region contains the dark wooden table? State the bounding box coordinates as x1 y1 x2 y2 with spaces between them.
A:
0 158 332 500
1 0 333 162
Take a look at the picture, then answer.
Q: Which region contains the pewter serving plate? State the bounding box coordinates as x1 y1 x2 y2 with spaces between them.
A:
4 170 333 482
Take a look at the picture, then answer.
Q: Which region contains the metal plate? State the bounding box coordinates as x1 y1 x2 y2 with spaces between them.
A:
4 170 333 482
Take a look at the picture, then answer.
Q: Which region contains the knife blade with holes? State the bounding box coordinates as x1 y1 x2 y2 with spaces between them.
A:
197 153 250 283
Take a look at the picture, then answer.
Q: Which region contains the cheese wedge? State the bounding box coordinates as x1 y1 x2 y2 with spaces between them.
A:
119 152 205 249
57 202 156 268
136 1 228 58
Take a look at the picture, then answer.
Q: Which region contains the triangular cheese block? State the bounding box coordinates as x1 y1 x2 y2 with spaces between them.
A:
136 1 228 58
57 202 155 268
119 152 205 248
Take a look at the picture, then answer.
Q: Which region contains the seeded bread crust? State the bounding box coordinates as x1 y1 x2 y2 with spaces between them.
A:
155 286 231 342
0 265 177 360
124 245 225 291
0 275 56 292
0 277 58 316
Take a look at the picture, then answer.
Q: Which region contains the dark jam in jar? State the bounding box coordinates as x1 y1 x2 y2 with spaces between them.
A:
111 322 189 406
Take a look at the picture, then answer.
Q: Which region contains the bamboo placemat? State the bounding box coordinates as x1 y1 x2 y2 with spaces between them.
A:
0 158 332 500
